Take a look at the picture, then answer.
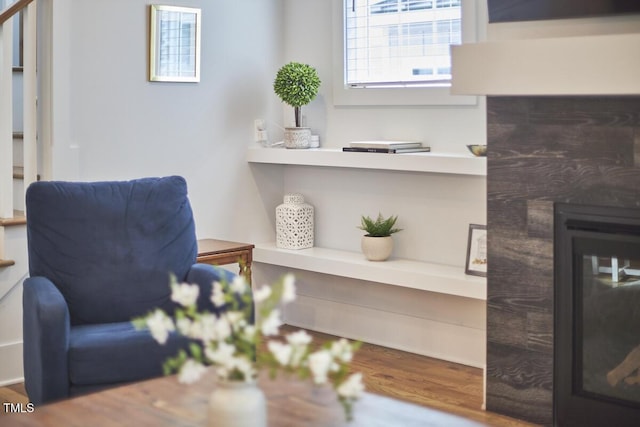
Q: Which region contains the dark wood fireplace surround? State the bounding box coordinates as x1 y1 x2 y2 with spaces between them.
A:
486 96 640 425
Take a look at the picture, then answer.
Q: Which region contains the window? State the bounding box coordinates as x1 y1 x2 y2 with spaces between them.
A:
332 0 478 106
345 0 461 88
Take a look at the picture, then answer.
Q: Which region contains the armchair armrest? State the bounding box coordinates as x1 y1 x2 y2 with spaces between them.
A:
23 276 71 405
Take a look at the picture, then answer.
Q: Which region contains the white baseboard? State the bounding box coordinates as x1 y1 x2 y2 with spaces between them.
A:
285 294 486 368
0 341 24 386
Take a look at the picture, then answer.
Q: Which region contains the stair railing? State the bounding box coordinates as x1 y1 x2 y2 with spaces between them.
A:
0 0 37 219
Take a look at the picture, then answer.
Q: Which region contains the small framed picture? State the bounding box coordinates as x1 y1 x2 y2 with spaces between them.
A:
465 224 487 277
149 5 201 82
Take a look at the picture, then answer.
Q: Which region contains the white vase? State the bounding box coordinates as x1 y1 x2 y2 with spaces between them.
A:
283 127 311 149
208 380 267 427
361 235 394 261
276 193 314 249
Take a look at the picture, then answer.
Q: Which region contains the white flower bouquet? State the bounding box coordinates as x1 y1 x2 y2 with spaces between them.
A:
134 272 364 421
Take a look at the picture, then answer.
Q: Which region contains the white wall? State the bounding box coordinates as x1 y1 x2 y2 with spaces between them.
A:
0 226 28 386
50 0 286 244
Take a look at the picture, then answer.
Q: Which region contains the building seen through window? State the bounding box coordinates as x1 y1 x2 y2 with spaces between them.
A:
345 0 461 87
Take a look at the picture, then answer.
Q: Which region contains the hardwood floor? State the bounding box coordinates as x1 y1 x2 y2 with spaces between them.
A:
286 326 539 427
0 326 538 426
0 383 29 407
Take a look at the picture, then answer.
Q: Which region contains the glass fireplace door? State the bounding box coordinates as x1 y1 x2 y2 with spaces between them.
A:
555 203 640 426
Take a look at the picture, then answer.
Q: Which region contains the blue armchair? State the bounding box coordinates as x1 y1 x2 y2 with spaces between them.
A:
23 176 236 405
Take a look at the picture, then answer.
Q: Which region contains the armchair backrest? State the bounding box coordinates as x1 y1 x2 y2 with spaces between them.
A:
25 176 197 326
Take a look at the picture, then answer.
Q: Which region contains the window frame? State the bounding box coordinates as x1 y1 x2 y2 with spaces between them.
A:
332 0 478 106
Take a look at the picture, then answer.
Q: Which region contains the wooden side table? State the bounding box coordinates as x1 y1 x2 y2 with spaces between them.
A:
196 239 255 285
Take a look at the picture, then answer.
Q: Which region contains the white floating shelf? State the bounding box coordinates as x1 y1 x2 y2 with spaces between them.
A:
253 243 486 301
247 146 486 176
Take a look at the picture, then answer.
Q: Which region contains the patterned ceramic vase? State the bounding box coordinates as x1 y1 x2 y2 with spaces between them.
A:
276 193 314 250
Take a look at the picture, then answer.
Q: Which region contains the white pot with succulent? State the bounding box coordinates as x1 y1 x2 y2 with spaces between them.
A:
135 273 364 427
358 213 403 262
273 62 321 149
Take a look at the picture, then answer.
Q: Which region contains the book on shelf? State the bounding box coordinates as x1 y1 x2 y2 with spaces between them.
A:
349 140 423 149
342 146 431 154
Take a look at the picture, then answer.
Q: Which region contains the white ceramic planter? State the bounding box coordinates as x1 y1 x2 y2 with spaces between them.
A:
208 380 267 427
284 127 311 149
361 235 394 261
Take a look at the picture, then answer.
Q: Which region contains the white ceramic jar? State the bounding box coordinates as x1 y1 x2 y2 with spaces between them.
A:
276 193 314 249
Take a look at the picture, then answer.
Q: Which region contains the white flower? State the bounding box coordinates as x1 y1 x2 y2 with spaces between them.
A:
337 373 365 400
260 308 282 336
146 309 175 344
308 350 333 384
282 274 296 303
286 330 312 367
233 356 256 381
253 285 272 303
210 281 226 308
213 316 232 341
205 341 236 366
206 343 255 381
177 359 207 384
241 325 256 342
331 338 353 363
176 316 192 336
192 314 230 342
225 311 246 331
171 282 199 307
290 346 308 368
286 330 312 346
268 341 293 366
194 313 228 342
230 276 248 294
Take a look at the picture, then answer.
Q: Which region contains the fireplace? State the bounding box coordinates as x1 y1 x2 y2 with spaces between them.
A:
555 203 640 425
485 96 640 426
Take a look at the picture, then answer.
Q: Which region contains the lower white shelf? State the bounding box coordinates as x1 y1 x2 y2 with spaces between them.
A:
253 243 486 300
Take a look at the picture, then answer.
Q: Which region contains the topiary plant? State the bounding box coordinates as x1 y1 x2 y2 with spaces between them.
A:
358 213 402 237
273 62 321 127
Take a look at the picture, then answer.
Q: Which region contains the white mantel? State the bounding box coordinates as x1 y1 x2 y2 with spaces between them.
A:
451 32 640 96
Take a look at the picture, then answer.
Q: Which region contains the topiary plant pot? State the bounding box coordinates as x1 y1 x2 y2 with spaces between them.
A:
361 235 394 261
284 127 311 149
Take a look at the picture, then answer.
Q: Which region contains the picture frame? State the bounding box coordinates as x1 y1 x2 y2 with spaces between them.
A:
465 224 487 277
149 5 201 83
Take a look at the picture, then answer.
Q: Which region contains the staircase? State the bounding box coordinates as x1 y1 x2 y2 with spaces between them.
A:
0 0 47 386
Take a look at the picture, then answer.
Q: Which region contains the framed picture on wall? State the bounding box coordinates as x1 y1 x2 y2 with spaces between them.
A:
149 5 201 82
465 224 487 277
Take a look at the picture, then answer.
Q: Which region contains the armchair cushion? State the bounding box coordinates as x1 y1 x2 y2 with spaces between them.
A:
68 322 190 386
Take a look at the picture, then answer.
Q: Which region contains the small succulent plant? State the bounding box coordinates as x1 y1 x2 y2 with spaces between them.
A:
358 213 402 237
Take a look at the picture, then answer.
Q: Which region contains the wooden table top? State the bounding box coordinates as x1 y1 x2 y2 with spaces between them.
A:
3 369 485 426
197 239 254 256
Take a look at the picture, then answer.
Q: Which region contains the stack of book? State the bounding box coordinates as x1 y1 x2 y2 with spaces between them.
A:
342 141 430 154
